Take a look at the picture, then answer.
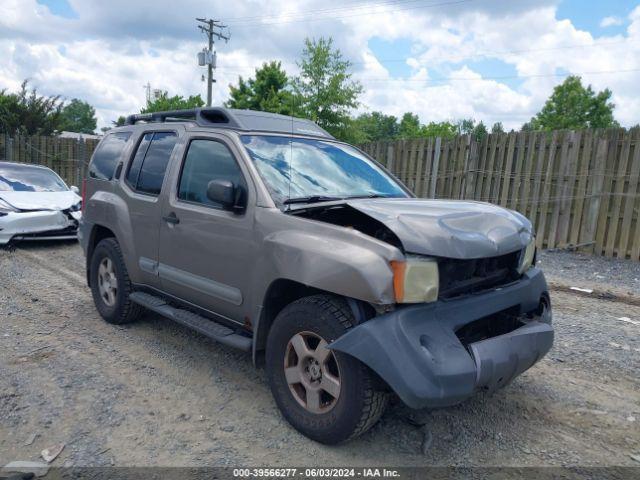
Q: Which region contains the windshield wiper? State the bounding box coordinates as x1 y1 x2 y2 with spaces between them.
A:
344 193 390 199
283 195 344 205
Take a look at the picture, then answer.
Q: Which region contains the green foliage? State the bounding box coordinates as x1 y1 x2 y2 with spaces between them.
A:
398 113 422 138
225 61 295 115
471 121 488 141
457 118 475 136
141 92 205 114
349 112 462 142
452 118 489 141
0 80 63 135
528 76 619 131
292 37 363 140
491 122 505 134
351 112 398 142
350 111 461 142
58 98 97 134
421 121 458 139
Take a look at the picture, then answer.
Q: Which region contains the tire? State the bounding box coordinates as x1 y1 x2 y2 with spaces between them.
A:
90 237 144 325
266 294 388 444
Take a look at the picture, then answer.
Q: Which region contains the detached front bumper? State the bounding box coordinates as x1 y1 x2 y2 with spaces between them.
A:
329 268 553 409
0 210 80 245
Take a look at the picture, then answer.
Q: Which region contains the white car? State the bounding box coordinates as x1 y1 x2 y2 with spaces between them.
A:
0 162 82 245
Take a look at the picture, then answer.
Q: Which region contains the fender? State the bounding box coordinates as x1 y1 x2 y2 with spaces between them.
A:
247 208 405 364
261 229 397 304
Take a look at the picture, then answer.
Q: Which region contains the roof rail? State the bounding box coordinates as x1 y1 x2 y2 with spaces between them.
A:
123 107 334 139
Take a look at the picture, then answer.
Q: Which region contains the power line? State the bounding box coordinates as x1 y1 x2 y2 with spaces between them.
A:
225 0 473 28
358 40 631 66
215 67 640 84
223 0 429 24
210 39 630 71
354 67 640 82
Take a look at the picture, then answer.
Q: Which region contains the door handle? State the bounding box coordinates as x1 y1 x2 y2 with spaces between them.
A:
163 212 180 225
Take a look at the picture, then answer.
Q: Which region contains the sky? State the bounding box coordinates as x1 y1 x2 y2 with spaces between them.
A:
1 0 639 132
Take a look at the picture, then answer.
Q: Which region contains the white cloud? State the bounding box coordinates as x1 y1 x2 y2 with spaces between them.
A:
0 0 639 131
600 16 624 28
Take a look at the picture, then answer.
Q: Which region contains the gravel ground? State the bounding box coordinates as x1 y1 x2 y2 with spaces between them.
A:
0 242 639 470
538 250 640 298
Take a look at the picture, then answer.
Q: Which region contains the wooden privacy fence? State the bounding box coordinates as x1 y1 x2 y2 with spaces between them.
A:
361 128 640 260
2 130 639 260
0 133 100 187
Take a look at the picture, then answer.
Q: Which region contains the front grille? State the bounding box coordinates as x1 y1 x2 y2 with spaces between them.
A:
438 250 520 299
455 306 524 347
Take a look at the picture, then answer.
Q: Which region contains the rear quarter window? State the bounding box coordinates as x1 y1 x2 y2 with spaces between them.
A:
125 132 177 195
89 132 131 180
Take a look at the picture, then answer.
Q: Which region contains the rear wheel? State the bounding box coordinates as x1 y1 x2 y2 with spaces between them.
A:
266 294 387 444
90 237 144 324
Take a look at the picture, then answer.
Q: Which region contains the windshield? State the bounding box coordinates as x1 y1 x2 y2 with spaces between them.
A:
0 164 69 192
241 135 408 206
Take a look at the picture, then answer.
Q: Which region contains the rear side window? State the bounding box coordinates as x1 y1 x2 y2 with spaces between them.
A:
126 133 152 188
178 139 246 208
126 132 177 195
89 132 131 180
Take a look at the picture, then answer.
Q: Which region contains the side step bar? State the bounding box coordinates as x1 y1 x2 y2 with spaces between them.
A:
129 292 252 352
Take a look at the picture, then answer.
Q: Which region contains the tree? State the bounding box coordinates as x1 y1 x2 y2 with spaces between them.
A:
491 122 505 134
398 112 422 138
0 80 63 135
226 61 295 115
352 111 398 142
457 118 475 135
58 98 97 134
141 92 204 114
292 37 363 140
113 116 126 127
422 121 458 139
451 118 489 141
471 121 488 141
528 76 618 130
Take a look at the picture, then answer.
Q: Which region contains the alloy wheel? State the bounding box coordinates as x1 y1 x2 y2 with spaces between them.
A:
97 257 118 307
284 331 341 414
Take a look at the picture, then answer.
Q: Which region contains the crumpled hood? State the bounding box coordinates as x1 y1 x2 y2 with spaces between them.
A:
346 198 533 259
0 190 81 211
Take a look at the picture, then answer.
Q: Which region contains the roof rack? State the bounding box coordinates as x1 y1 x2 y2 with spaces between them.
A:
124 107 334 139
125 107 236 127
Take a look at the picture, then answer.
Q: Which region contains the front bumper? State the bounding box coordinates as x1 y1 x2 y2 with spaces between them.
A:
329 267 553 409
0 210 80 245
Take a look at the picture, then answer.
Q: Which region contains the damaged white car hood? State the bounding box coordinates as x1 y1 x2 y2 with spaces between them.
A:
347 198 533 259
0 190 81 211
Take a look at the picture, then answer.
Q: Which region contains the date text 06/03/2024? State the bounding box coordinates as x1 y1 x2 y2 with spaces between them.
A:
232 468 401 478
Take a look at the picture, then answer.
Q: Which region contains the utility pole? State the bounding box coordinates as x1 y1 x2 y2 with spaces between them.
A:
143 82 151 103
196 18 229 107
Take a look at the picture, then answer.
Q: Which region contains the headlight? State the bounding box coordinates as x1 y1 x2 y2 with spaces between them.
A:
391 256 439 303
518 237 536 274
0 199 18 214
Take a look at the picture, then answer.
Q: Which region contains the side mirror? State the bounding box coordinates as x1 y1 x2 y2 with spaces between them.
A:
206 179 239 211
70 185 80 194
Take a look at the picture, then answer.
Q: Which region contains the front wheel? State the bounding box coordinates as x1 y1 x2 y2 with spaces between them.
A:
266 295 388 444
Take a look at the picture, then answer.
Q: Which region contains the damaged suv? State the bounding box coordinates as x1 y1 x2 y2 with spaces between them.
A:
79 108 553 444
